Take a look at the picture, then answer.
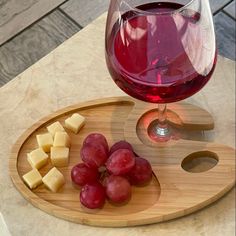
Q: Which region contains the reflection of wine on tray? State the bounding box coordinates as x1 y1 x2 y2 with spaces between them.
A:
106 2 217 103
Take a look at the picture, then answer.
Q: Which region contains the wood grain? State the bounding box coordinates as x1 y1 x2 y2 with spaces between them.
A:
60 0 110 27
59 0 232 28
0 9 80 87
9 97 235 227
224 0 236 19
0 0 67 45
210 0 232 13
214 12 236 60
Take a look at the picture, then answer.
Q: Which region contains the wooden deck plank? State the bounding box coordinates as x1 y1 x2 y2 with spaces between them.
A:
210 0 233 14
214 12 236 60
223 1 236 19
60 0 109 27
0 9 80 87
0 0 67 45
60 0 232 27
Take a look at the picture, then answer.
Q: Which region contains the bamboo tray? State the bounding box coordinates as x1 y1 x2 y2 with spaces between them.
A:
9 97 235 227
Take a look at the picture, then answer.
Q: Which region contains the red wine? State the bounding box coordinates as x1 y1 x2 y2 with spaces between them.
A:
106 2 217 103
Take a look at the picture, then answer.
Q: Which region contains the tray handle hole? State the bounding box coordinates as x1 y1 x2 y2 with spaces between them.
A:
181 151 218 173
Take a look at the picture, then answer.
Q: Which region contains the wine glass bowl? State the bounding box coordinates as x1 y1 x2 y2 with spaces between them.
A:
105 0 217 141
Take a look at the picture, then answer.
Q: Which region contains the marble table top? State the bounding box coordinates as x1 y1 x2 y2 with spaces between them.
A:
0 13 235 236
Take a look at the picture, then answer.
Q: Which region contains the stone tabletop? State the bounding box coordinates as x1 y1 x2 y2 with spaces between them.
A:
0 13 235 236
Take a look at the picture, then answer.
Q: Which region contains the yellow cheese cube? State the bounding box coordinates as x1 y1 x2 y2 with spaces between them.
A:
50 147 69 167
53 131 70 147
42 167 65 192
27 148 49 169
36 133 53 152
47 121 65 138
65 113 85 134
22 169 42 189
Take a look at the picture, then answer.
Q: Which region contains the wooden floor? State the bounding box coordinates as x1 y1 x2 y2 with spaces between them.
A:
0 0 235 86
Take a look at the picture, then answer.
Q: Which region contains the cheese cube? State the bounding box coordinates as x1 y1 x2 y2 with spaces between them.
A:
50 147 69 167
22 169 42 189
47 121 65 138
65 113 85 134
42 167 65 192
27 148 49 169
36 133 53 152
53 132 70 147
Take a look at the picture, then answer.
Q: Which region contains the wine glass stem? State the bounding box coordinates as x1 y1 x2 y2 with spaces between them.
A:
156 104 170 136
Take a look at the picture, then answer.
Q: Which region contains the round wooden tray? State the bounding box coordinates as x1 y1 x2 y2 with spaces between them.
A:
9 97 235 227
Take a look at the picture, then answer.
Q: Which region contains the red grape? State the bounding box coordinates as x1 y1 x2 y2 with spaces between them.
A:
71 163 99 186
81 143 108 168
83 133 109 154
128 156 152 185
80 182 106 209
109 140 133 155
106 149 135 175
106 175 131 203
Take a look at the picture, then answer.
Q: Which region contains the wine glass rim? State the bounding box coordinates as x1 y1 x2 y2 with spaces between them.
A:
123 0 195 15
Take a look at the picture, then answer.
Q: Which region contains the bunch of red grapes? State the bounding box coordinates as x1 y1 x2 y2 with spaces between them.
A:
71 133 153 209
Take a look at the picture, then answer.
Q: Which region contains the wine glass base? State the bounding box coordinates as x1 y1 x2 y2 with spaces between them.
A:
130 99 214 145
147 120 182 142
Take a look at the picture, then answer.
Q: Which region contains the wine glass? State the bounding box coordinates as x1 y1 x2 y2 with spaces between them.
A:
105 0 217 142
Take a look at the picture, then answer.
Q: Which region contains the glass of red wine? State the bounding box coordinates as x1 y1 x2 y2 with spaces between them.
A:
105 0 217 142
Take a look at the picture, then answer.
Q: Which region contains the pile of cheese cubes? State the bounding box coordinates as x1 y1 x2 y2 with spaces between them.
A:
22 113 85 192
